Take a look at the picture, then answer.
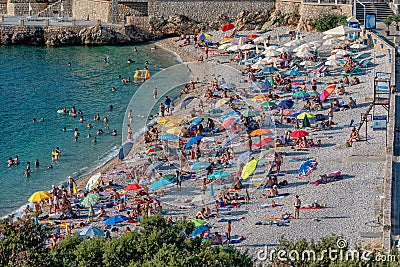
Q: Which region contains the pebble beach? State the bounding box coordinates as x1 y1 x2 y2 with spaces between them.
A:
27 25 391 262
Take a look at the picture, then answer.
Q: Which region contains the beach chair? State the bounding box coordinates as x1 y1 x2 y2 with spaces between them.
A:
358 58 372 68
341 65 363 76
306 61 323 70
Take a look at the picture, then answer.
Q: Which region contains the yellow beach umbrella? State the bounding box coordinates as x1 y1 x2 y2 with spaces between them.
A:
215 98 231 108
157 116 171 124
250 129 272 136
251 95 269 103
221 37 233 44
241 159 258 180
165 118 184 128
297 112 315 120
167 127 183 135
28 191 52 203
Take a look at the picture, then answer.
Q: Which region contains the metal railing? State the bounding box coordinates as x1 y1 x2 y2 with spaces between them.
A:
301 0 351 4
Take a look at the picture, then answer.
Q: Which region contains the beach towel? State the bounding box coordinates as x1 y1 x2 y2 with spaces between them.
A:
223 236 245 244
289 157 311 162
267 193 290 199
260 204 283 209
300 204 325 210
218 216 245 223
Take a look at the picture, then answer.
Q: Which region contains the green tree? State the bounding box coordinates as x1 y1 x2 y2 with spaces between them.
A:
73 237 105 267
311 15 347 32
50 234 82 267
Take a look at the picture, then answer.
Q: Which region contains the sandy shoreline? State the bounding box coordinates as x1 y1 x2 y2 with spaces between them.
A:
27 26 392 262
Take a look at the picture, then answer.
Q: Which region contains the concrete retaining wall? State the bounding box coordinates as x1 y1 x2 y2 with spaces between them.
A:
7 2 47 16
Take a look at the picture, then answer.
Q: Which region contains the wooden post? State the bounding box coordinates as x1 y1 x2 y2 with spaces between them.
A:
72 19 76 26
19 19 24 26
44 19 49 27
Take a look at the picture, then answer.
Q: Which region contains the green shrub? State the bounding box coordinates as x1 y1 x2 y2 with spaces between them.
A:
311 15 347 32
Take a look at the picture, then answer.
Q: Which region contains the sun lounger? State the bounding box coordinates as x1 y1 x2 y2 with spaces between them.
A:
218 216 245 222
341 65 363 76
306 61 323 70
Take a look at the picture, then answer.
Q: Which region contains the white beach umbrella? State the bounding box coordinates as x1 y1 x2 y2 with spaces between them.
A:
296 51 314 58
325 59 342 67
253 36 266 44
350 43 367 49
323 39 339 46
218 43 231 50
337 36 352 41
276 46 289 53
263 50 279 57
308 41 322 47
333 49 351 56
262 57 282 64
251 61 266 69
323 35 334 40
86 173 102 191
264 45 277 51
240 44 256 50
327 54 343 60
227 45 240 52
323 25 361 35
293 46 311 53
300 60 313 66
284 39 302 47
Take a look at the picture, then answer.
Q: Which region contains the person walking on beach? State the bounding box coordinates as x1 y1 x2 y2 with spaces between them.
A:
226 220 232 244
293 195 301 219
165 96 172 114
67 176 77 197
153 87 157 99
175 170 182 191
327 106 334 127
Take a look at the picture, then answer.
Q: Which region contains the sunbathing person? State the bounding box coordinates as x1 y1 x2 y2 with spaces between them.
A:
347 128 360 146
196 208 207 220
232 178 242 190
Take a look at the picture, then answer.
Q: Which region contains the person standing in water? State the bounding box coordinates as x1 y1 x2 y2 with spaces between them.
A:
153 87 157 99
35 159 39 168
74 128 79 142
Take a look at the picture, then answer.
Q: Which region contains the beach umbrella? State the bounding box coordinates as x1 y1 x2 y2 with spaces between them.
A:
220 117 236 130
253 36 265 43
323 39 339 46
350 43 367 49
236 151 252 163
320 84 336 102
28 191 52 203
261 101 278 108
290 130 309 138
302 115 311 128
220 111 240 120
241 109 260 118
284 39 302 47
104 215 130 225
192 225 211 236
300 60 313 67
124 183 143 191
262 57 282 64
278 100 294 109
222 134 239 148
185 136 204 149
118 141 133 160
222 23 235 32
246 34 259 39
240 44 255 50
307 91 319 97
297 112 315 120
198 33 212 42
325 59 341 67
308 41 322 47
292 91 309 98
333 49 351 56
209 171 232 179
251 61 266 70
145 161 165 175
146 146 163 153
327 54 343 60
181 96 195 109
263 50 279 57
276 46 289 53
166 127 182 135
191 118 204 126
227 45 240 52
262 66 279 73
283 70 301 77
283 109 296 116
241 159 258 179
252 80 272 90
159 133 179 141
295 51 314 58
323 25 361 35
149 179 172 189
220 37 234 44
298 159 318 178
191 219 207 227
251 95 269 103
165 118 183 128
215 98 231 108
253 137 275 147
250 129 272 136
86 172 102 191
191 161 211 171
78 226 104 238
220 83 236 89
80 193 100 208
218 43 231 50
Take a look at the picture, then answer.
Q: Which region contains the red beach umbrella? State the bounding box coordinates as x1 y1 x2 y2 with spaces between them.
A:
246 34 259 39
319 84 336 102
253 137 275 147
220 117 235 130
124 183 143 191
222 23 235 32
290 130 309 139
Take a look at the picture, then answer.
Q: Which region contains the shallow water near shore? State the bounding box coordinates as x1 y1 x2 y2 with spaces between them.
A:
0 44 179 217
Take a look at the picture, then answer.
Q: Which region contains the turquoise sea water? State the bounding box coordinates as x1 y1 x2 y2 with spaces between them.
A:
0 45 179 217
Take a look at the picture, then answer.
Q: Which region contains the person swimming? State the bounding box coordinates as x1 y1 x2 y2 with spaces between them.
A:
134 47 138 52
127 59 135 63
32 118 37 122
112 129 117 136
67 62 71 67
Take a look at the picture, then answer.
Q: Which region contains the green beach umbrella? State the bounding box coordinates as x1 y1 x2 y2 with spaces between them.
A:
302 115 311 128
192 219 207 227
261 101 278 108
80 193 100 208
242 109 260 118
293 91 310 98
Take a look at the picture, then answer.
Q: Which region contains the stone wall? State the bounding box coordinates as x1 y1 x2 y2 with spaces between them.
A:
152 0 274 23
38 0 73 18
72 0 112 22
7 2 48 16
118 2 148 21
0 0 6 14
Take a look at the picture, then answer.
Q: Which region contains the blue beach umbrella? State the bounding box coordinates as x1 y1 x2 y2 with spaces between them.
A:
190 161 211 171
283 70 301 76
159 134 180 141
222 134 239 148
220 111 241 120
292 91 310 98
185 136 204 149
220 82 236 89
181 96 195 109
241 109 260 118
262 66 279 73
78 226 104 238
251 80 271 90
104 215 130 225
298 159 318 178
192 225 211 236
149 179 172 189
278 99 294 109
191 118 204 126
